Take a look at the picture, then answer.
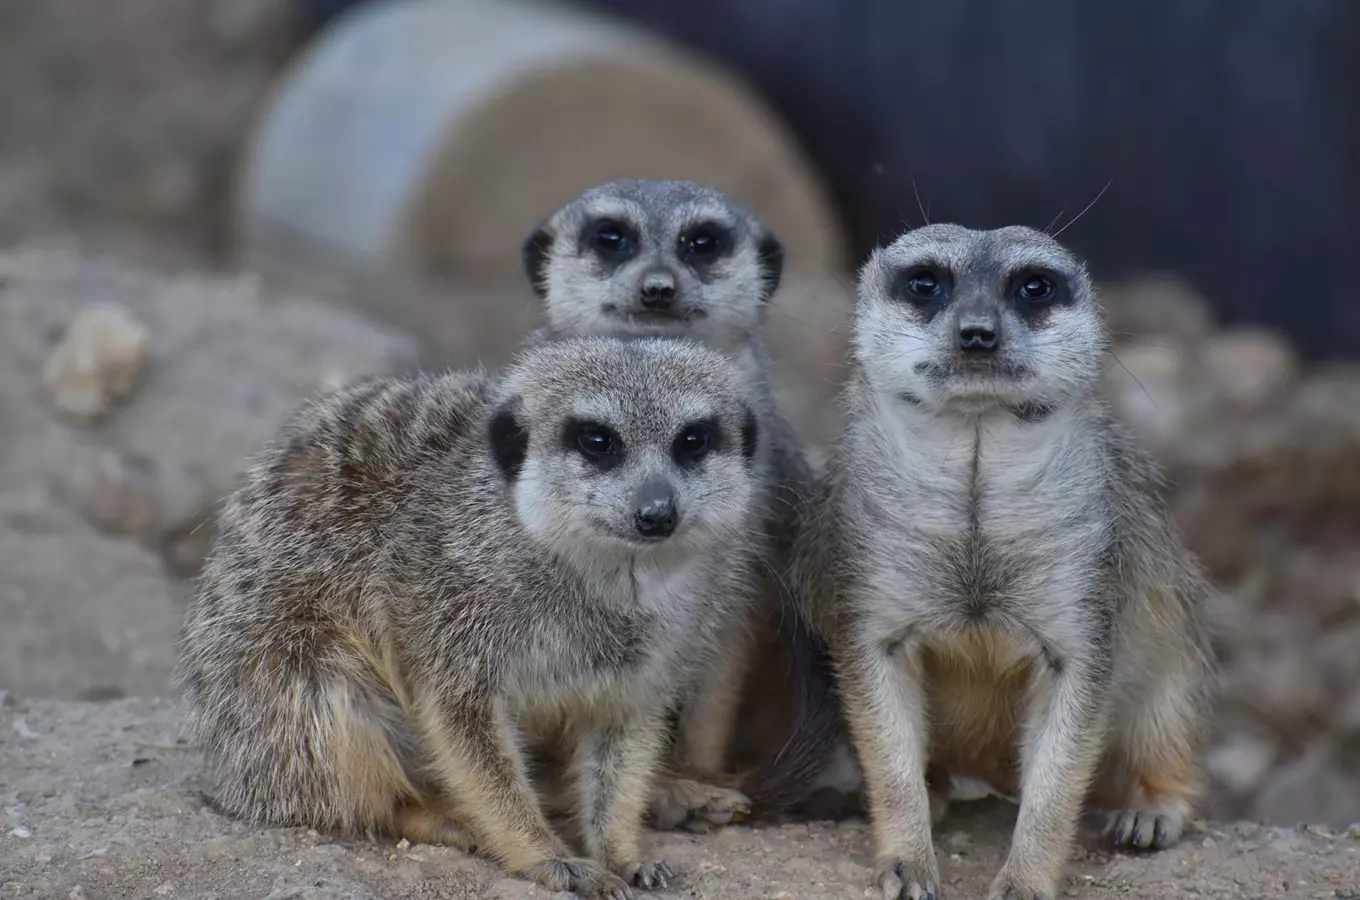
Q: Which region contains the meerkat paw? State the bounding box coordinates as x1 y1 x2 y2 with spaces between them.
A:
648 777 751 833
616 859 674 891
1106 802 1185 852
525 857 635 900
986 870 1054 900
874 857 942 900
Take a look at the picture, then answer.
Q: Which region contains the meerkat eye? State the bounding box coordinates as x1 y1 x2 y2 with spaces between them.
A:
1016 273 1056 303
672 421 716 466
894 267 948 303
682 225 725 258
573 422 621 463
591 220 632 256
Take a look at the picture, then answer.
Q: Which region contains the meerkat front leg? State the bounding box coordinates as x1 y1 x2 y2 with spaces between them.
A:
675 619 753 775
840 631 940 900
989 653 1111 900
573 709 675 891
652 618 756 833
417 697 635 900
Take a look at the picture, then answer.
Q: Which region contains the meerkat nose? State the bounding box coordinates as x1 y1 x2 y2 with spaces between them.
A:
958 318 1000 353
633 475 678 538
640 268 678 309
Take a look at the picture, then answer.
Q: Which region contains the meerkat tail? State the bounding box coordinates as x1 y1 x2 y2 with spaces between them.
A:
738 587 846 814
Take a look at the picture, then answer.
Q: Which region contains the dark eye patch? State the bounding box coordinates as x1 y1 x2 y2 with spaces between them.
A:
584 218 639 265
672 418 720 468
1007 268 1072 322
562 417 624 471
679 222 731 264
889 264 953 322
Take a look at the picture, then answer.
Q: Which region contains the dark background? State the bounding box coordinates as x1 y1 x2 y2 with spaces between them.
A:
308 0 1360 360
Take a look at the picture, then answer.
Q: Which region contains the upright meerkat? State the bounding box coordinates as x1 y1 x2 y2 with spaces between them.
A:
178 335 766 900
521 178 841 822
803 224 1218 900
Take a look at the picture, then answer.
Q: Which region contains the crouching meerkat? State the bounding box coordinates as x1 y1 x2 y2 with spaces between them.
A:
802 224 1218 900
521 178 842 823
177 335 767 900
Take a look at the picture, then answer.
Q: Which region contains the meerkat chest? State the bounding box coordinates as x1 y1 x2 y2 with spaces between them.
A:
508 556 715 715
861 409 1108 614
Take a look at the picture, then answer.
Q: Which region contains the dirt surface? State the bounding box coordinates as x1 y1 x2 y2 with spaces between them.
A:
2 697 1357 900
0 0 296 266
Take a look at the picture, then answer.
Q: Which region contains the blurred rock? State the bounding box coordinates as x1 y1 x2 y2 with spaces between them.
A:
1200 328 1299 410
1102 341 1195 458
1094 273 1360 828
0 489 184 700
41 303 150 423
1254 744 1360 829
3 242 421 576
1207 733 1278 795
237 0 846 282
1097 272 1217 345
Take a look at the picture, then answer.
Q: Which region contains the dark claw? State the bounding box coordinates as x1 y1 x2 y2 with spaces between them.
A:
1130 823 1144 847
1110 822 1129 846
1152 817 1169 848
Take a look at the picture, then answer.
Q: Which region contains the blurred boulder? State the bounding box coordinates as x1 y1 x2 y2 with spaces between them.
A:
0 241 421 577
1096 273 1360 827
235 0 846 292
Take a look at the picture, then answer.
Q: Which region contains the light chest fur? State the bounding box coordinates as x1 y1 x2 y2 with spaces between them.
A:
503 550 720 724
844 385 1113 653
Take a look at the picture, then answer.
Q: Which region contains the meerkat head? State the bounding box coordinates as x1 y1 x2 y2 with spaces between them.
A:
853 224 1108 417
485 335 761 569
521 179 785 345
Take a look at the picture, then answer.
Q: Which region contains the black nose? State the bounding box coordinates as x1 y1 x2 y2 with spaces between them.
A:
640 283 676 309
634 497 678 538
958 324 999 352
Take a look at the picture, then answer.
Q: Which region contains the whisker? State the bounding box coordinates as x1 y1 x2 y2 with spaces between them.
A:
912 178 931 227
1051 179 1113 239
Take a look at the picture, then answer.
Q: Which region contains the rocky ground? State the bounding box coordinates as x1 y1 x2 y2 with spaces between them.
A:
3 697 1359 900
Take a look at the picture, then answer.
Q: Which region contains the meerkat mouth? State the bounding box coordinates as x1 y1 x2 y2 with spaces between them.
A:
915 359 1030 381
600 303 705 324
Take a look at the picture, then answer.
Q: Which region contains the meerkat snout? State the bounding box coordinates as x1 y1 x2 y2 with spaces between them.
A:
955 297 1002 354
639 267 678 310
632 474 679 538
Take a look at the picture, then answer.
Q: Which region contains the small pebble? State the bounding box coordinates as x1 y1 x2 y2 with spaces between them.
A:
41 303 150 423
395 837 410 851
9 825 32 838
1202 837 1217 849
13 718 38 739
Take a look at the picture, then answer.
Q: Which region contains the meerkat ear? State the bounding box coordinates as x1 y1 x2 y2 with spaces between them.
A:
756 231 785 302
740 406 759 461
488 401 529 480
522 225 554 298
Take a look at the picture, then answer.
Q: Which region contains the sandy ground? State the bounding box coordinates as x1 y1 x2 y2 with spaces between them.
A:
2 697 1358 900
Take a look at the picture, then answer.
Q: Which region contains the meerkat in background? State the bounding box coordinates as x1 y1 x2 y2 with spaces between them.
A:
178 335 766 900
803 224 1218 900
521 178 842 824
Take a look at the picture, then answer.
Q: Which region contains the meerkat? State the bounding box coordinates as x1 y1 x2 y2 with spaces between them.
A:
801 224 1218 900
520 178 843 824
177 334 767 900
